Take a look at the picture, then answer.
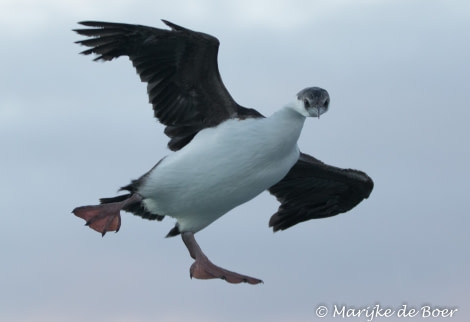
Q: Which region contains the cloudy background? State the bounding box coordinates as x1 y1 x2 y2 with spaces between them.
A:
1 0 469 321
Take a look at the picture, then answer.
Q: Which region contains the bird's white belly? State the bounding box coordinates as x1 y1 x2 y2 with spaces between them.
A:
139 117 301 232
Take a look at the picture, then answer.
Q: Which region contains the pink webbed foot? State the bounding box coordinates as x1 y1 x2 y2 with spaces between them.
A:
73 194 142 236
190 255 263 285
182 232 263 285
73 204 121 236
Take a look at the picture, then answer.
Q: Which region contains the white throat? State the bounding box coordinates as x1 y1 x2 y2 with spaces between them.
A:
285 98 310 117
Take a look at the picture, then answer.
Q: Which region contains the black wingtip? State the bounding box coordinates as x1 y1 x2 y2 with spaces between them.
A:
77 21 108 27
268 212 283 231
161 19 186 31
365 176 374 198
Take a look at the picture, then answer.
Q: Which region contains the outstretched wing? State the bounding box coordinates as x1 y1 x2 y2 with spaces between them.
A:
74 20 262 151
268 153 374 232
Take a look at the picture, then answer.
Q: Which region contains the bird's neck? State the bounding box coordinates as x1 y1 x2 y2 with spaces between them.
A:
266 103 307 148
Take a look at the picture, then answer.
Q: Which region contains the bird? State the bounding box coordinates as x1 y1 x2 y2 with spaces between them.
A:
72 20 374 285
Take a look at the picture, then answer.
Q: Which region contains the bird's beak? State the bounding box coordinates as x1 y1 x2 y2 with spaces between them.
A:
317 107 321 119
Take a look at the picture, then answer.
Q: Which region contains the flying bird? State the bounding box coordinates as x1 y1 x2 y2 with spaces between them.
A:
73 20 373 285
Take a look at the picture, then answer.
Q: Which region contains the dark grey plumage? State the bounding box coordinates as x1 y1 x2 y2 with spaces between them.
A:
75 20 262 151
268 153 373 231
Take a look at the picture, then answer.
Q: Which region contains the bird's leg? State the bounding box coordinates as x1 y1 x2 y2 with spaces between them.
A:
73 194 142 236
181 232 263 285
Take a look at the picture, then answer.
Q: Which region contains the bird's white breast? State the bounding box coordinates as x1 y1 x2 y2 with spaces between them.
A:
139 107 306 232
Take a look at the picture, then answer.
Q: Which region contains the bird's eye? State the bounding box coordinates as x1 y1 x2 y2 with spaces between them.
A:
324 99 330 108
303 98 310 107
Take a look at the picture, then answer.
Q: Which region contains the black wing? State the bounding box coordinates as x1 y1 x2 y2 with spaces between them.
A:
268 153 374 232
74 20 262 151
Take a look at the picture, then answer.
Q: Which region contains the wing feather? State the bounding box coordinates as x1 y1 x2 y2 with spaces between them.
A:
268 153 373 232
74 20 262 150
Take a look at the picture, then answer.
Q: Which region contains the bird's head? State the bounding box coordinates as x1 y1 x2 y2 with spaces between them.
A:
294 87 330 118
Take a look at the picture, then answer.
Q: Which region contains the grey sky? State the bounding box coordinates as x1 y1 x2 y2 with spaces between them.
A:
1 0 469 321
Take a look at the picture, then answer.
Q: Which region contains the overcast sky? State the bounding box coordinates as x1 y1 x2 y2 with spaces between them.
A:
1 0 469 321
